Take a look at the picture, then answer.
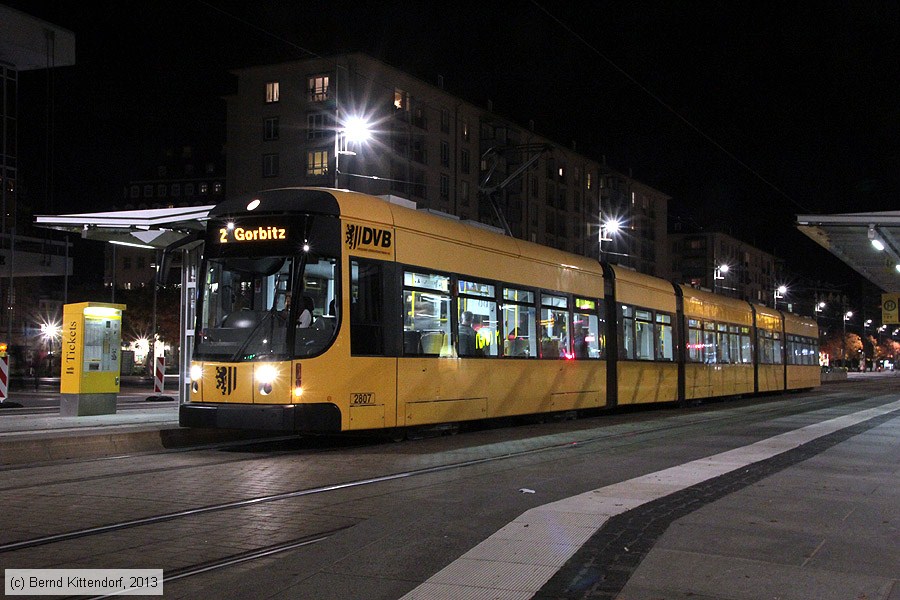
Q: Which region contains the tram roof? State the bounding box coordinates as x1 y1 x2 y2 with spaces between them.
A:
796 210 900 292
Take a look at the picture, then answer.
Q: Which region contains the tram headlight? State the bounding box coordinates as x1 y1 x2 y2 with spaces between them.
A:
256 364 278 385
256 364 278 396
189 364 203 382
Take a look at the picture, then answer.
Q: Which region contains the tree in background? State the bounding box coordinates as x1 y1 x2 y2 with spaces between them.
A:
821 332 862 368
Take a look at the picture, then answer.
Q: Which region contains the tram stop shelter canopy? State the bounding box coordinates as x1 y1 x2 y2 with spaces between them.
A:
796 211 900 293
33 205 215 249
34 205 215 403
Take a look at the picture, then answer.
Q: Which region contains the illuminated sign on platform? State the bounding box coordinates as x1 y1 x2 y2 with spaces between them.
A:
882 293 899 325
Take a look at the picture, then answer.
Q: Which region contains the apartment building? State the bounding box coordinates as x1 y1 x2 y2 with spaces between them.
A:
226 52 670 278
670 230 777 305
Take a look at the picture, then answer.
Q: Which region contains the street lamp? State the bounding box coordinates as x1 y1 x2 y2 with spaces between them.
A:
598 217 621 261
714 263 729 294
774 285 787 309
334 115 373 189
39 321 62 376
842 310 853 368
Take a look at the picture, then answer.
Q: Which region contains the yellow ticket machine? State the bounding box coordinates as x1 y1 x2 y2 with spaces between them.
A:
60 302 126 416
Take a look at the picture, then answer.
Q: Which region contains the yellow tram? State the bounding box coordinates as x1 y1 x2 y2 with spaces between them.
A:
180 188 820 432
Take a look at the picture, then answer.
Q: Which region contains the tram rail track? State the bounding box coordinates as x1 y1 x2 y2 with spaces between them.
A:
0 392 856 557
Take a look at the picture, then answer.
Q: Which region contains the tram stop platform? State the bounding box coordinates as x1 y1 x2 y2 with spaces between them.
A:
0 377 241 465
0 372 897 600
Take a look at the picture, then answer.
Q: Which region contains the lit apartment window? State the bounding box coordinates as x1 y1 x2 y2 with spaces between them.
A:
307 150 329 176
394 88 409 111
214 182 223 194
263 154 279 177
200 183 209 195
586 172 592 190
308 74 330 102
266 81 279 103
264 117 279 140
462 119 470 141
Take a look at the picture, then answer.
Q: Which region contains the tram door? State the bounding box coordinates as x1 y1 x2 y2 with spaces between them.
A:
346 259 398 430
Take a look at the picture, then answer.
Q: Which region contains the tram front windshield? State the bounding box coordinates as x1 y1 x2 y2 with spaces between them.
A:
195 254 338 361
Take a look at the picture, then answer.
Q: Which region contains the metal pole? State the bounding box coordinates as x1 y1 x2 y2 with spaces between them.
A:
110 245 116 303
333 60 340 189
149 250 159 378
842 313 846 368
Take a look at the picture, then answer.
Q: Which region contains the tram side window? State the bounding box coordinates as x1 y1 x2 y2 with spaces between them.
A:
502 288 537 358
621 306 636 359
703 321 718 363
656 313 674 361
634 309 655 360
758 329 780 364
740 326 753 363
350 259 386 356
458 279 498 357
620 306 656 361
788 335 803 365
574 298 604 359
727 325 742 364
403 271 452 356
295 257 338 357
772 331 783 364
803 336 818 365
540 294 569 359
687 319 704 362
716 323 731 363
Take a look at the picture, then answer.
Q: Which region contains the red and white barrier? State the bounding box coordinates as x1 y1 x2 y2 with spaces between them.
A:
0 355 8 401
154 357 165 393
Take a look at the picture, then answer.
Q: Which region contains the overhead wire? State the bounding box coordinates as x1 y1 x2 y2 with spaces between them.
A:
529 0 812 214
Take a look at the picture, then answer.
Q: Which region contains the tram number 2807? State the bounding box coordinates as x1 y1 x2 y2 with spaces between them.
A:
350 393 376 406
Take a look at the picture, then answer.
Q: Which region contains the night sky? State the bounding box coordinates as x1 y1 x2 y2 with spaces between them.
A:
9 1 900 298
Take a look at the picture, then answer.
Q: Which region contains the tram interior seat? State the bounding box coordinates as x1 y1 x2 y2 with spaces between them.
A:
505 337 530 357
421 332 447 355
314 315 335 332
403 330 422 355
541 339 560 358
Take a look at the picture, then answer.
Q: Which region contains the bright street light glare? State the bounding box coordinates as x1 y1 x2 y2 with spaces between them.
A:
343 116 372 144
604 219 621 234
719 264 729 273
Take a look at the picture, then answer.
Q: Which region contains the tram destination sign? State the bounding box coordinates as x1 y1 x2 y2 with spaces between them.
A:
218 225 287 243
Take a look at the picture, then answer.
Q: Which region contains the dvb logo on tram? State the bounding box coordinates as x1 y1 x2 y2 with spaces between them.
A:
345 223 392 255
